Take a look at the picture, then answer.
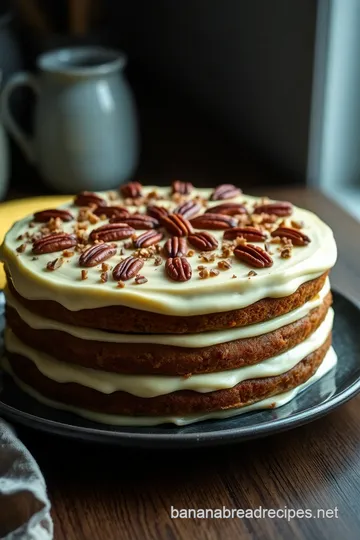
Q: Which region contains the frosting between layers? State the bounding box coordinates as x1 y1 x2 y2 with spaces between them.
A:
4 308 334 397
4 279 331 347
1 347 337 426
0 187 337 315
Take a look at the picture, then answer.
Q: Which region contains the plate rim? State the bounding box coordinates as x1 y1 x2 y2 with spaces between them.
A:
1 288 360 448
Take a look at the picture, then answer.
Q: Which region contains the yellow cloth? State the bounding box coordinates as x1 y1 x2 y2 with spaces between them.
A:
0 196 71 289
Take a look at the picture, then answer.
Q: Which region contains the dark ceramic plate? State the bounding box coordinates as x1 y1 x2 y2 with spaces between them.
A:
0 290 359 448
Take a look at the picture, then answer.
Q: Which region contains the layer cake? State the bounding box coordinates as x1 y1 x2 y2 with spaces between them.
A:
0 182 338 426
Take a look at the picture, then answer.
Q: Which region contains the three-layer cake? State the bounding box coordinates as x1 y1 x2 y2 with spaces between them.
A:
0 182 337 425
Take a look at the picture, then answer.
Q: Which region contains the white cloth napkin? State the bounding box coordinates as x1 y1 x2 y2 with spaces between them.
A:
0 419 53 540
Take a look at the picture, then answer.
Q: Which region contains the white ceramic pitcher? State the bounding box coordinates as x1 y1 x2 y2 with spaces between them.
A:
0 46 139 193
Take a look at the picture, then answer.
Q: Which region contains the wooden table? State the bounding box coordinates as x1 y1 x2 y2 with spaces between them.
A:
4 186 360 540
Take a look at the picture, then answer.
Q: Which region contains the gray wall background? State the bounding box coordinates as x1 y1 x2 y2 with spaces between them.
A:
108 0 318 182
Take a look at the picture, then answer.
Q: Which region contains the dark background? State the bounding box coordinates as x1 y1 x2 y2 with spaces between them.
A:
1 0 318 195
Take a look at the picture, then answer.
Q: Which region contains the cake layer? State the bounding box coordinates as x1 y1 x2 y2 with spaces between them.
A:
4 335 332 416
4 277 330 347
0 187 337 318
6 271 329 334
5 292 332 375
0 347 337 426
4 308 333 397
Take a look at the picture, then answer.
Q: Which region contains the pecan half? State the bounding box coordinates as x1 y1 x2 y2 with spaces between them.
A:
223 226 267 242
271 227 311 246
171 180 193 195
147 205 169 221
93 206 130 219
163 237 188 257
188 232 218 251
205 202 246 216
190 213 236 230
161 214 193 236
32 233 77 254
253 201 293 216
234 244 273 268
210 184 242 200
165 256 192 281
112 256 144 281
134 230 163 248
120 181 142 198
74 191 107 207
174 200 201 219
90 223 135 242
33 209 74 222
110 214 159 229
79 243 117 267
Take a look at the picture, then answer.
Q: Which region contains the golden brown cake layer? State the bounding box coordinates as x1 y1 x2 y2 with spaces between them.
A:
5 292 332 375
6 335 331 416
6 271 328 334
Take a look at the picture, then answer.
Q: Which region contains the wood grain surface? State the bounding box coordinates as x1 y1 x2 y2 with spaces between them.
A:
4 187 360 540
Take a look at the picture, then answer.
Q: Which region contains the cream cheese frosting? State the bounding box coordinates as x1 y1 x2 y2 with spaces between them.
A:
4 278 331 348
0 186 337 316
4 308 333 397
1 347 337 426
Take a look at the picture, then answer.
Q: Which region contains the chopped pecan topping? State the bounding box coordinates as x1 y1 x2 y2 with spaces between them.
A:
100 271 108 283
188 231 218 251
218 259 232 270
154 256 163 266
32 233 77 254
280 246 292 258
291 220 304 229
165 256 192 282
79 243 117 267
271 227 310 246
147 205 169 221
210 268 220 277
120 181 142 198
161 214 193 236
234 244 273 268
174 200 201 219
16 243 26 253
223 226 267 242
93 206 130 219
110 214 159 229
205 202 246 215
134 275 148 284
253 201 293 217
164 237 188 257
112 256 144 281
199 268 210 279
171 180 193 195
74 191 107 207
90 223 135 242
81 270 88 280
248 270 257 277
117 280 125 288
134 230 163 248
46 257 64 271
190 213 236 230
210 184 242 200
33 209 74 223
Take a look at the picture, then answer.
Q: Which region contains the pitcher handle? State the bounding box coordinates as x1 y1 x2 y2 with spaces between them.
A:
0 72 40 164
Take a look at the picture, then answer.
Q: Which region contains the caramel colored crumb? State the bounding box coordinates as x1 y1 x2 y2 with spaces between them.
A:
101 263 110 272
117 280 125 288
248 270 257 277
81 270 88 280
232 274 237 279
63 250 75 257
187 250 195 257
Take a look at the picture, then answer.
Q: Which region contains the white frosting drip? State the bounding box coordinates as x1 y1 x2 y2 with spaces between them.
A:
0 347 337 426
4 308 333 398
4 279 331 347
0 187 337 315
